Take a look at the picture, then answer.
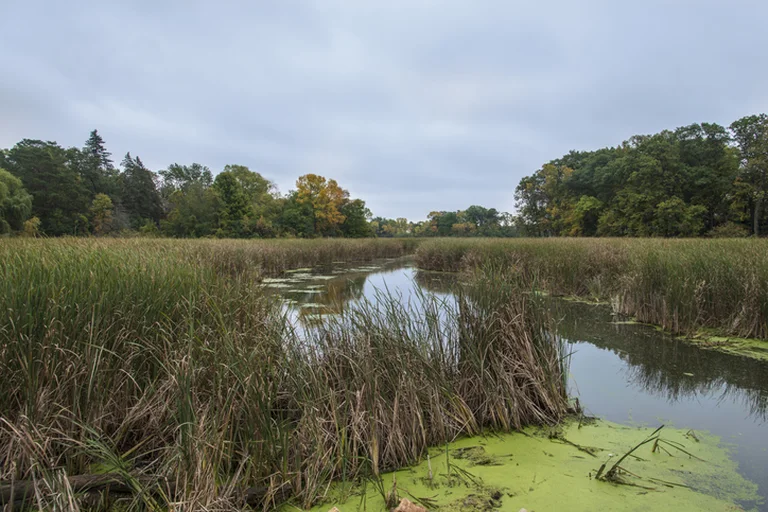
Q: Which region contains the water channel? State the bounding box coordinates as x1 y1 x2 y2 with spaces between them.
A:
265 257 768 509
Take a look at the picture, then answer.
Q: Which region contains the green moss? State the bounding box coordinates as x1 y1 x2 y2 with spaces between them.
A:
301 419 761 512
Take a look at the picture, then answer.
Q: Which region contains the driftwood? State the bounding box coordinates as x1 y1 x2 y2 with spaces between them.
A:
0 473 289 509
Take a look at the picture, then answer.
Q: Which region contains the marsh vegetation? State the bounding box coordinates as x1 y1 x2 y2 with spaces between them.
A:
0 238 568 510
2 237 767 510
416 238 768 344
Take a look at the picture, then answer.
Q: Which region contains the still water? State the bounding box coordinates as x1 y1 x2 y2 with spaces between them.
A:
266 257 768 509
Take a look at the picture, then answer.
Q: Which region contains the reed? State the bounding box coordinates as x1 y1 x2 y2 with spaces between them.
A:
415 238 768 339
0 238 567 510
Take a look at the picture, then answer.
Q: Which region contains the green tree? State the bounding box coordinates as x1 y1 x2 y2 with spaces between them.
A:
119 153 163 228
213 171 251 237
0 168 33 234
161 183 221 238
84 129 114 172
340 199 373 237
651 196 706 237
222 164 274 200
566 196 603 236
89 193 114 235
159 163 213 197
516 120 746 237
2 140 91 235
280 192 315 237
730 114 768 235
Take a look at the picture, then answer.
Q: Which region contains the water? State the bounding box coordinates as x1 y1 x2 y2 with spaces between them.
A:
269 258 768 508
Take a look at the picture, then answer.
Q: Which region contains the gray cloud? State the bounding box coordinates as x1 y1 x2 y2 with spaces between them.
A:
2 0 767 219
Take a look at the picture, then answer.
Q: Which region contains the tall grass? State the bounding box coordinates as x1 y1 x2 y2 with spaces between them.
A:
0 238 567 510
415 238 768 340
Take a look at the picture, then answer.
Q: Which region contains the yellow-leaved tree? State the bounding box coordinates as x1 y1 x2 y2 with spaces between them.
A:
295 174 349 236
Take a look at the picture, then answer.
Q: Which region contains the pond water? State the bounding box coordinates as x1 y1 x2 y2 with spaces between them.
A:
268 257 768 509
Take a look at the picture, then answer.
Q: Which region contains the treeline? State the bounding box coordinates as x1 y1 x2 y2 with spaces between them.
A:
0 131 373 238
372 206 517 237
515 114 768 237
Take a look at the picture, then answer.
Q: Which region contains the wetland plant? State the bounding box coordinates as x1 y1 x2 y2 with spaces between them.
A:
0 238 567 510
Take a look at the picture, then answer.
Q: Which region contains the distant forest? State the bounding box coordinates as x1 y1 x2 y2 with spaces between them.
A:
515 114 768 237
1 113 766 238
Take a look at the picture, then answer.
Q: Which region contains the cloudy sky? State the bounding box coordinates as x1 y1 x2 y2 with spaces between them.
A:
2 1 767 219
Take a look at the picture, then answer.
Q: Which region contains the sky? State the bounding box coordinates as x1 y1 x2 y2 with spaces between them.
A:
1 1 767 220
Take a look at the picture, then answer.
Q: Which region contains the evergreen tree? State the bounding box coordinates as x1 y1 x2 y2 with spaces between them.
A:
84 129 114 172
119 153 163 228
2 139 91 235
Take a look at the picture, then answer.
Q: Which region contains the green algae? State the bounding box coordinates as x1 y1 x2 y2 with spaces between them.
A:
300 419 760 512
684 331 768 362
561 297 768 362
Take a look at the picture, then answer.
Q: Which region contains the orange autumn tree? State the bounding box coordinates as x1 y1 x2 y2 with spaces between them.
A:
295 174 349 236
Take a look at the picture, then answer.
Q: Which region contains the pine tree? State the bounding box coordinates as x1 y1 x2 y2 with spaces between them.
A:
84 129 114 171
120 152 163 228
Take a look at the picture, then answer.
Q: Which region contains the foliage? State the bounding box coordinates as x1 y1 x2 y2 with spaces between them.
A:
729 114 768 235
515 119 761 237
294 173 349 236
119 153 163 229
340 198 373 237
1 139 92 235
0 167 32 233
161 182 221 237
372 206 517 238
3 114 766 240
21 216 41 237
89 193 114 235
707 221 750 238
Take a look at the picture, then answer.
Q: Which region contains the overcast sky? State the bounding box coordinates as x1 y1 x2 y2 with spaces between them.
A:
2 1 767 219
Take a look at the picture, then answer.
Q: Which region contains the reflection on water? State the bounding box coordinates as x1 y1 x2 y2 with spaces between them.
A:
553 300 768 421
269 258 768 507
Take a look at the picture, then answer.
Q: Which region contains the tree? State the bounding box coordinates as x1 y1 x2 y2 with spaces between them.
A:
295 174 348 236
22 216 41 237
566 196 603 236
222 164 274 200
340 199 373 237
730 114 768 236
2 139 91 235
84 129 114 172
514 164 575 236
158 163 213 197
161 183 221 238
120 153 163 228
0 168 33 234
279 193 314 237
74 130 120 200
213 171 251 237
651 197 706 237
515 120 749 237
90 193 114 235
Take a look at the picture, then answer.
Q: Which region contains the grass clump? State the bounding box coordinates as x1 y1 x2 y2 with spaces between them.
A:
0 238 567 510
415 238 768 341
